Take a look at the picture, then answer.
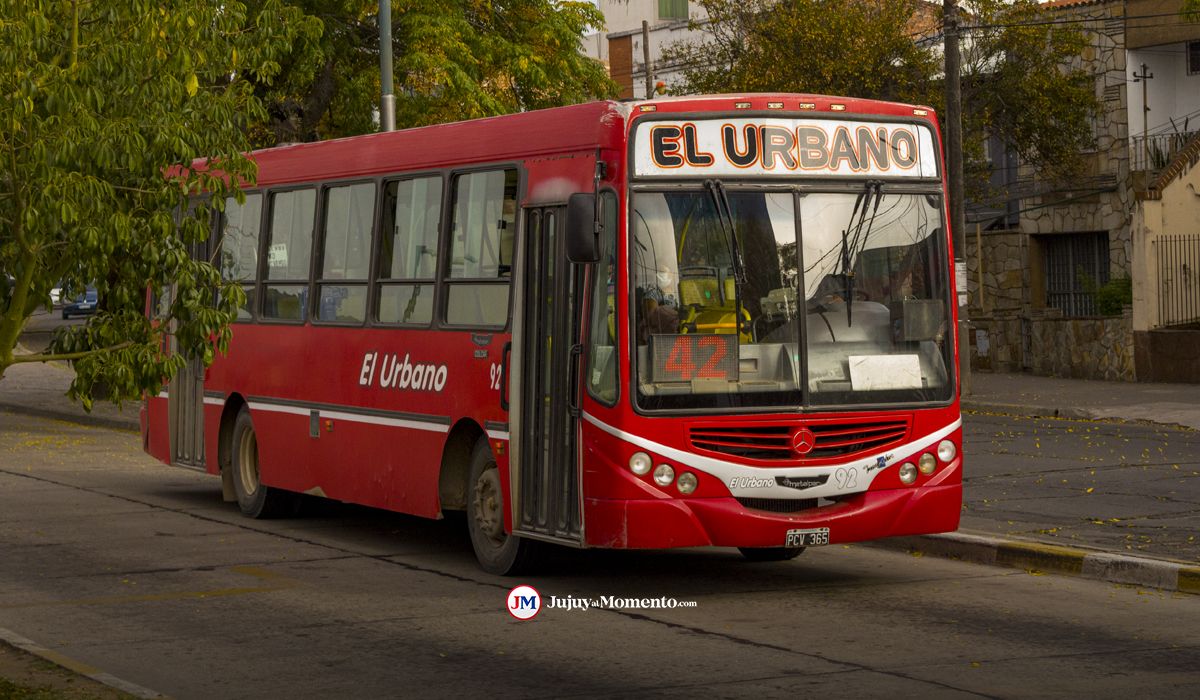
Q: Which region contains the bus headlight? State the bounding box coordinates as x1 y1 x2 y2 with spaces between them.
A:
937 440 957 463
653 464 676 487
899 462 918 485
677 472 698 494
918 452 937 475
629 452 652 475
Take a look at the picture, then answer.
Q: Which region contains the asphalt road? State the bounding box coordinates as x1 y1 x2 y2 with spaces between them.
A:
2 412 1199 698
962 412 1200 561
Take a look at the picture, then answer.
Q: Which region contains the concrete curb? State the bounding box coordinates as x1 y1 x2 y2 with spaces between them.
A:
961 399 1096 421
872 531 1200 595
0 627 167 699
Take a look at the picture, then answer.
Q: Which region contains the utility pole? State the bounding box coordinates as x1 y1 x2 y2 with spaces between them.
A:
379 0 395 132
642 21 654 99
1133 63 1153 169
943 0 969 394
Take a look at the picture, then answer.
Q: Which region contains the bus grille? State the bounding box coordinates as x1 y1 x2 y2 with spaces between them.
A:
689 418 909 462
734 498 817 514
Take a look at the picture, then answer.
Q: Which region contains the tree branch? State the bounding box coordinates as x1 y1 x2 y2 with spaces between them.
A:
11 341 134 364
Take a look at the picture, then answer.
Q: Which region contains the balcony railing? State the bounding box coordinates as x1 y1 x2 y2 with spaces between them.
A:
1131 131 1200 172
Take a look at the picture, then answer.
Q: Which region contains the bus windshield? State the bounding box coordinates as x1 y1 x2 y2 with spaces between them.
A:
632 188 953 411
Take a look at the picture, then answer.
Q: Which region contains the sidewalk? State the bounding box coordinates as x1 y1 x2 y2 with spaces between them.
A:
964 371 1200 431
0 358 139 432
2 360 1197 592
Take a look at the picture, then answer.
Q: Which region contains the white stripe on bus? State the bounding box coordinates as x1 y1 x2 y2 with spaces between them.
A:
246 401 450 434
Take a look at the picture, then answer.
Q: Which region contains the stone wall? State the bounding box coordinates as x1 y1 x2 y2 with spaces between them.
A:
972 307 1135 381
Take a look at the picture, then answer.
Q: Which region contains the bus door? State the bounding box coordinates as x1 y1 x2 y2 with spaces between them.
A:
515 207 583 543
167 238 209 469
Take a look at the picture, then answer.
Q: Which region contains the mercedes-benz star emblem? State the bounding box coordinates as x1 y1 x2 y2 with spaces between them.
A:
791 427 816 455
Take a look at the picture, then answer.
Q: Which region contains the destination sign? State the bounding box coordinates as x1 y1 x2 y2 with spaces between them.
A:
633 119 939 179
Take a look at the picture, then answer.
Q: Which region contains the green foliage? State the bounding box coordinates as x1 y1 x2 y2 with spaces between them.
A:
244 0 618 144
667 0 1099 196
0 1 313 407
1081 276 1132 316
667 0 940 104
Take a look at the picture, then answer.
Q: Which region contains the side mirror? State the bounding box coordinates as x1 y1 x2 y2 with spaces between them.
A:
566 192 600 263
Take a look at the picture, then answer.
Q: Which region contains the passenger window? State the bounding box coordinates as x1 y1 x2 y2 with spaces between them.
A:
263 188 316 321
444 169 517 327
316 182 375 323
377 176 442 325
218 193 262 321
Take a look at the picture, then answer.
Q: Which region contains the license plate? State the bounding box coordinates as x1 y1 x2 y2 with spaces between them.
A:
785 528 830 548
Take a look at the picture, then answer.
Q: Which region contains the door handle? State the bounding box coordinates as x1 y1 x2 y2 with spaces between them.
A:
499 341 512 411
567 343 583 417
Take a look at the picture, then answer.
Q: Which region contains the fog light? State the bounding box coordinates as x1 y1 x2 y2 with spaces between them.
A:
899 462 918 485
677 472 698 494
653 464 676 487
629 452 652 475
918 452 937 475
937 440 957 463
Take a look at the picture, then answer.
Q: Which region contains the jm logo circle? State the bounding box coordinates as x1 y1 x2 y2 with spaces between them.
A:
507 585 541 620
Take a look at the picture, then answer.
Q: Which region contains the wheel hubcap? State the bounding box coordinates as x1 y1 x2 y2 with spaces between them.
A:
237 428 259 497
473 466 505 547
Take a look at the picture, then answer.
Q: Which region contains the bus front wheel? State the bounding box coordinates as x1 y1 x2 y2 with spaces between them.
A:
230 407 294 519
466 438 537 575
738 547 806 562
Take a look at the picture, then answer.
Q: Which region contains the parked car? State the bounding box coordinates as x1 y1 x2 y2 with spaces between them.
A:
62 287 98 319
49 282 63 307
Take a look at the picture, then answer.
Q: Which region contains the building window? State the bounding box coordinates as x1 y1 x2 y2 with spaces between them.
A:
1043 232 1109 317
1189 41 1200 75
659 0 688 21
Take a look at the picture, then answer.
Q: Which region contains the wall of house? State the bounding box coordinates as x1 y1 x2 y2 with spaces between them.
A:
1127 44 1200 146
1019 1 1132 286
583 1 710 98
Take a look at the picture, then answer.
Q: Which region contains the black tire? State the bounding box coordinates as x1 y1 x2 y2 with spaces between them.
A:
738 547 806 562
230 407 294 518
466 438 538 575
61 311 69 320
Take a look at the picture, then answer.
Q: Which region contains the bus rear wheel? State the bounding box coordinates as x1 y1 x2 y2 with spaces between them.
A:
466 438 537 575
230 407 294 519
738 547 806 562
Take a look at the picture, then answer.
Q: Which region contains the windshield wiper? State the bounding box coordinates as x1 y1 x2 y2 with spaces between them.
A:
703 179 750 339
838 180 884 326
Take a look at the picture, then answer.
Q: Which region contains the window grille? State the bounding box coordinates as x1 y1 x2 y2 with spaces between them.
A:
1043 232 1109 317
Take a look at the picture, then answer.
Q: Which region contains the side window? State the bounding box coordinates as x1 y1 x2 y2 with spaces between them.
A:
587 192 619 403
444 169 518 327
263 188 316 321
218 193 262 321
316 182 375 323
377 176 442 325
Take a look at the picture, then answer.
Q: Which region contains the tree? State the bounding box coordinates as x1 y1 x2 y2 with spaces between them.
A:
666 0 1098 194
0 1 318 407
244 0 618 145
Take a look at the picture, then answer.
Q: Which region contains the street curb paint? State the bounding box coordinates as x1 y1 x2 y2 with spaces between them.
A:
0 627 168 699
870 531 1200 595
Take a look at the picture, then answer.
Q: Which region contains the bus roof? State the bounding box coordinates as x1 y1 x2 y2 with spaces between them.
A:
235 94 938 188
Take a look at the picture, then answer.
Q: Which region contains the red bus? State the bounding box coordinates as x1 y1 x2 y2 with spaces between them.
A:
143 95 962 574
